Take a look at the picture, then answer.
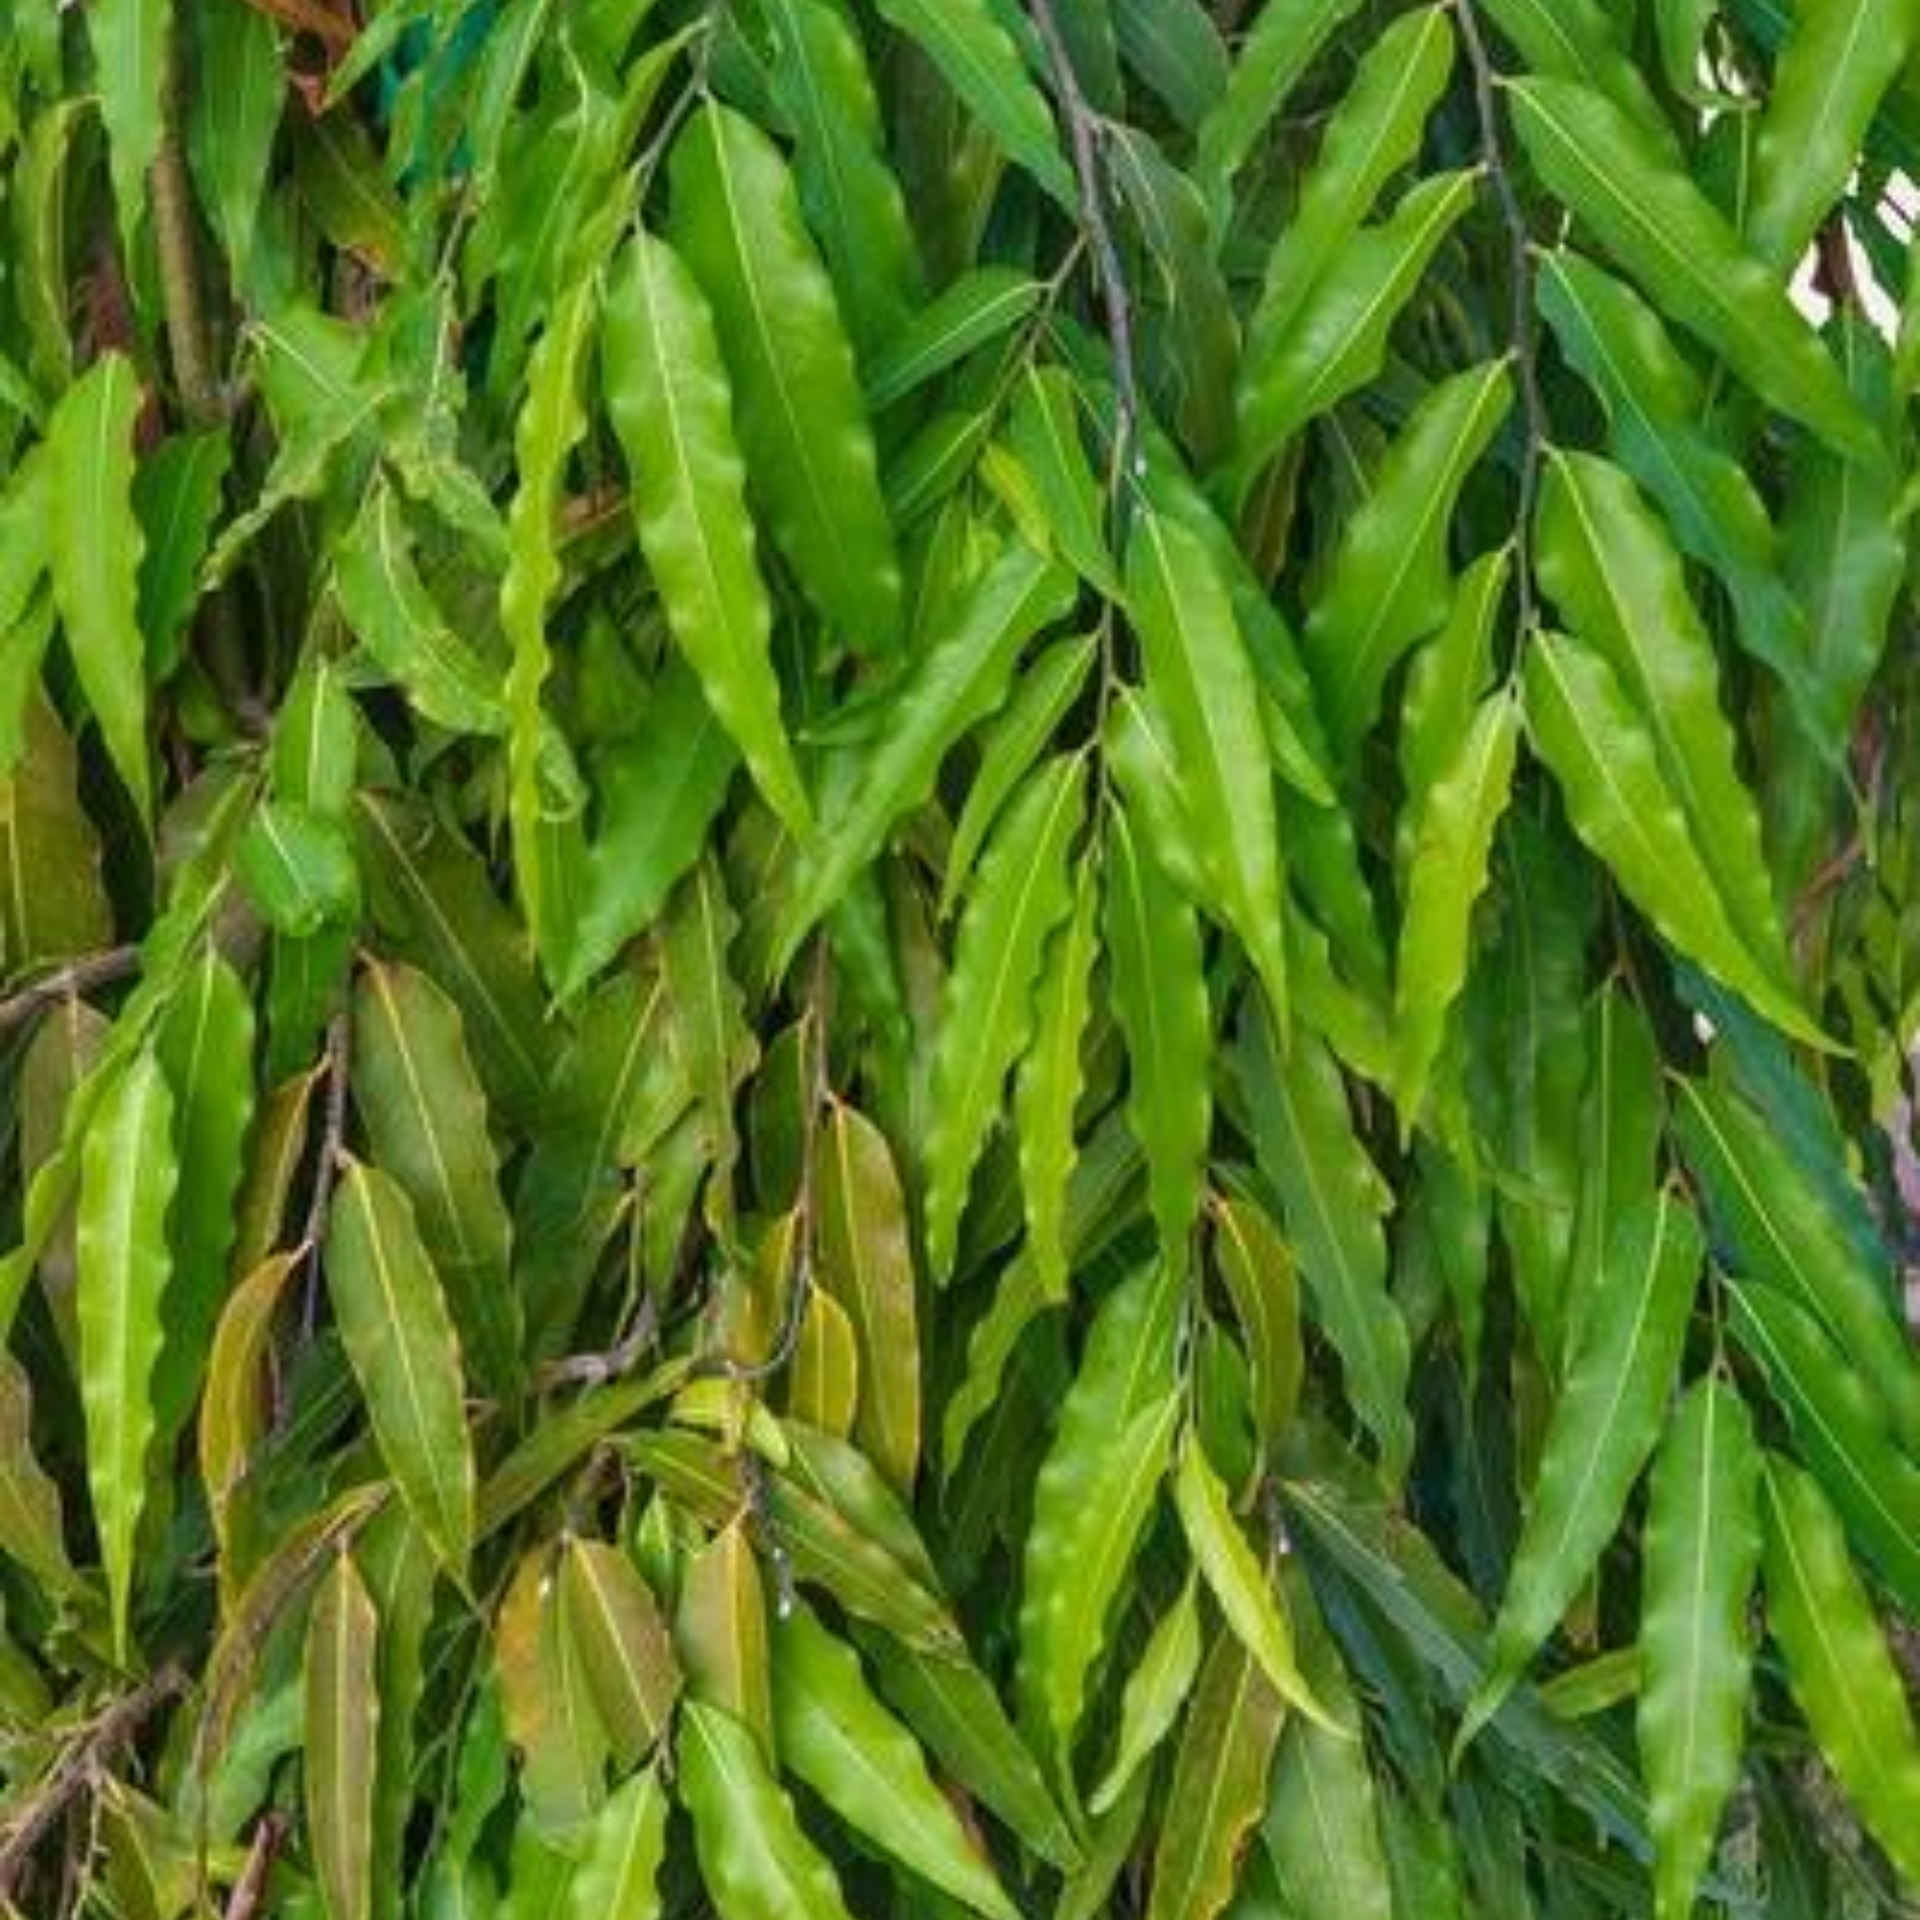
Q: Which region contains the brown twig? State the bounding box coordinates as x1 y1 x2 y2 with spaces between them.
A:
1027 0 1143 525
222 1813 289 1920
0 948 141 1040
0 1666 186 1899
299 1008 354 1332
1452 0 1549 634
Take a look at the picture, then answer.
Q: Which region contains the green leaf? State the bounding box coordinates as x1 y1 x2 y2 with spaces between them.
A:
325 1158 477 1580
1521 632 1827 1047
922 753 1084 1278
566 1766 668 1920
779 539 1075 967
557 1538 681 1771
306 1549 381 1920
1676 1077 1920 1454
88 0 165 251
1145 1629 1285 1920
1128 509 1288 1020
1460 1193 1701 1749
0 1353 81 1601
1393 689 1520 1127
1638 1379 1761 1920
1475 0 1673 142
1244 8 1454 356
352 959 521 1403
1104 802 1210 1274
1172 1437 1334 1730
151 944 257 1458
236 799 360 938
45 351 150 820
1090 1574 1203 1816
774 1603 1017 1920
1018 1264 1181 1764
600 228 810 834
1761 1455 1920 1887
1724 1279 1920 1618
670 103 903 652
0 695 113 976
1228 169 1476 497
1506 76 1878 459
678 1699 858 1920
1747 0 1920 268
868 0 1075 205
77 1051 178 1662
1303 359 1512 760
185 0 283 296
1234 1009 1411 1479
504 276 598 980
1209 1194 1302 1463
1536 448 1794 984
867 270 1044 414
1015 862 1098 1298
815 1101 920 1490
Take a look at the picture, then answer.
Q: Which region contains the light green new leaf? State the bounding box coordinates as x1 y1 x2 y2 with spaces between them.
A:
1019 1264 1182 1762
1761 1455 1920 1887
235 799 359 938
1090 1575 1203 1816
46 352 150 820
1461 1193 1701 1750
1748 0 1920 269
869 0 1075 206
923 754 1084 1278
1146 1629 1285 1920
1638 1379 1761 1920
325 1158 477 1579
352 960 521 1403
1394 689 1520 1127
1128 510 1287 1020
1173 1438 1335 1730
78 1052 178 1662
865 268 1044 413
601 228 810 835
678 1700 858 1920
1105 802 1210 1274
1535 448 1793 984
1244 8 1454 354
567 1766 669 1920
1303 358 1512 760
1522 633 1827 1047
306 1549 381 1920
774 1603 1017 1919
1507 77 1877 459
815 1101 920 1489
88 0 166 252
670 103 902 651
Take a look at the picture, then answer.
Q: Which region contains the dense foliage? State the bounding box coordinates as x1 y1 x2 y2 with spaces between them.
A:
0 0 1918 1913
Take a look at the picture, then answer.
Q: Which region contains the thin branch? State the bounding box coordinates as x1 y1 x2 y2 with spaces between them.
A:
298 1008 353 1332
221 1813 289 1920
1452 0 1548 633
1027 0 1143 523
0 1667 186 1898
0 948 141 1040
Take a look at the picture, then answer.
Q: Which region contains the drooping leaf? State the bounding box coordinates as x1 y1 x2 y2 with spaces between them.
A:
306 1549 381 1920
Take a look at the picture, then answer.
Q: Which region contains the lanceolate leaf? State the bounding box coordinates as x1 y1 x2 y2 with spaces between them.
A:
922 754 1084 1278
601 228 811 834
1761 1455 1920 1887
1522 632 1825 1046
306 1549 381 1920
1128 510 1288 1019
325 1159 477 1579
1461 1193 1701 1748
1507 77 1877 459
88 0 166 252
1638 1379 1762 1920
670 103 903 652
77 1052 178 1662
566 1766 668 1920
45 352 150 820
1090 1575 1204 1816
